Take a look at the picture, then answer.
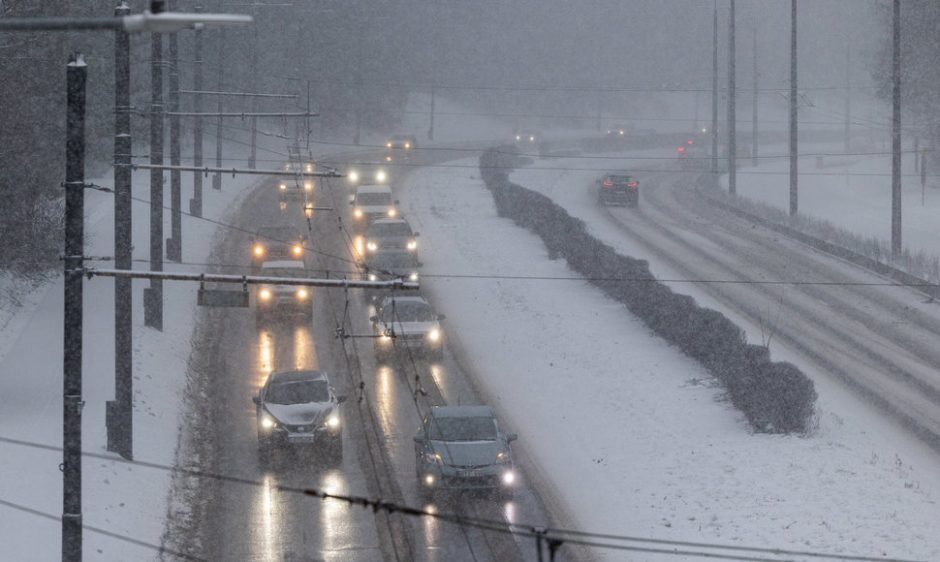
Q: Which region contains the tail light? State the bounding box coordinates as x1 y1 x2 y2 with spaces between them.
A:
602 179 613 188
627 181 639 189
687 139 694 145
677 146 686 154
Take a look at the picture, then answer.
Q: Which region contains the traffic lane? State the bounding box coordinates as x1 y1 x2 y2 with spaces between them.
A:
196 179 385 561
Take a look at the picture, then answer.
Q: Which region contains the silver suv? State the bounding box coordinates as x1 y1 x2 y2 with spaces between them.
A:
254 370 346 457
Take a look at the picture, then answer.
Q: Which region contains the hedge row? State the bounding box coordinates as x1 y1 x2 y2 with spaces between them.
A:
479 148 817 433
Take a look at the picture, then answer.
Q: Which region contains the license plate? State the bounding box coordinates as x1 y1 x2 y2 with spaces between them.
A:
458 470 482 478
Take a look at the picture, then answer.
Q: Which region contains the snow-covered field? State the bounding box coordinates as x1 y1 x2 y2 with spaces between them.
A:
400 156 940 561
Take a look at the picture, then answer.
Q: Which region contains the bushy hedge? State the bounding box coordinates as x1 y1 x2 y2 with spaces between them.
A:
479 148 816 433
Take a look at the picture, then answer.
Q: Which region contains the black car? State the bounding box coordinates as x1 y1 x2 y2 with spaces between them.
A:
254 369 346 457
251 224 306 267
597 174 640 207
386 134 417 151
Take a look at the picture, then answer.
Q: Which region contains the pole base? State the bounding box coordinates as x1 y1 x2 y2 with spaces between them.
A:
212 174 222 191
143 287 163 331
189 197 202 218
166 237 182 262
106 400 133 460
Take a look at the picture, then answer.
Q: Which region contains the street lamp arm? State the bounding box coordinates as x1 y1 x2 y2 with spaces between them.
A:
123 11 252 33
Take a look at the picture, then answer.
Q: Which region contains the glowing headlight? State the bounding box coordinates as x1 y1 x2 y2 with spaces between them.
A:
354 209 364 219
366 241 378 251
385 155 392 162
501 471 516 486
515 135 521 141
406 240 417 250
325 414 340 429
296 288 309 300
408 272 419 282
260 414 276 430
404 142 411 149
427 328 440 342
529 136 535 142
349 170 359 182
425 452 442 463
375 170 387 183
424 474 436 486
496 451 507 462
292 244 303 256
279 183 287 191
304 181 313 191
259 288 272 301
253 244 265 256
305 163 313 173
619 130 625 136
386 142 393 148
387 208 397 217
368 273 377 281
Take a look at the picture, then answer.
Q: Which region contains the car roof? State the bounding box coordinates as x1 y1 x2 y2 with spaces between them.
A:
369 218 409 227
380 295 430 307
429 405 495 419
356 184 392 195
390 134 414 140
261 259 305 270
268 369 328 384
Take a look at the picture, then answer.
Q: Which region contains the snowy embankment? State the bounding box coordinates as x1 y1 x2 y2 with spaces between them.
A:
0 136 277 560
400 156 940 561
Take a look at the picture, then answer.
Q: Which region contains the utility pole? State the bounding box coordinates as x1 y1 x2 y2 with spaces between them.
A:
891 0 901 255
428 83 435 141
167 0 182 261
248 2 258 168
751 20 758 167
63 52 87 562
190 4 204 216
711 2 719 174
144 29 164 330
727 0 736 195
844 44 851 153
789 0 798 216
108 1 133 462
354 28 362 146
212 25 225 190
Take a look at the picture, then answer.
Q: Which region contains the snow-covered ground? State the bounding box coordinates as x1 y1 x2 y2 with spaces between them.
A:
400 155 940 561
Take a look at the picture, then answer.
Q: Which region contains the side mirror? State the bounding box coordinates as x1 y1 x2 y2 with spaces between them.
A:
336 395 347 404
369 315 378 323
506 433 518 442
252 396 260 405
437 314 446 321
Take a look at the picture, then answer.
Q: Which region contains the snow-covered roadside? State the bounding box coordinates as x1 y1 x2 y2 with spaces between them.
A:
400 156 940 561
0 136 277 559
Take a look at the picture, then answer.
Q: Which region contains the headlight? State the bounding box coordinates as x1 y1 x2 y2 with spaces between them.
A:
292 244 303 256
515 135 521 141
406 240 417 250
496 451 507 462
501 470 516 486
325 414 340 429
385 155 392 162
425 452 442 463
348 170 359 182
529 136 535 142
304 181 313 191
386 142 392 148
259 288 272 301
260 414 276 430
279 183 287 191
366 241 378 251
409 272 418 282
375 170 387 183
296 288 309 300
253 244 265 256
387 208 397 217
424 474 436 486
354 209 364 219
305 163 313 173
404 142 411 149
427 328 440 342
368 273 377 281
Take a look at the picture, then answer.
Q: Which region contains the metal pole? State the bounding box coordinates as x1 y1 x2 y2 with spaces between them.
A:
108 2 133 461
354 21 362 146
789 0 798 216
711 2 718 174
190 4 204 217
891 0 902 255
751 20 758 167
727 0 736 195
248 2 258 168
167 0 182 261
63 52 87 562
212 24 224 190
144 31 164 330
844 44 851 153
428 83 435 141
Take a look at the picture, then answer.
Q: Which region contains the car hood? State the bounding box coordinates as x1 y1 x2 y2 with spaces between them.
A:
392 320 438 336
431 440 503 468
358 205 393 214
266 402 332 426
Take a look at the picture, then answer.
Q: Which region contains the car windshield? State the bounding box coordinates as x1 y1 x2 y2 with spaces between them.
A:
383 301 434 322
368 223 412 237
265 380 329 405
258 226 298 241
428 416 498 441
263 267 306 278
357 193 391 206
369 253 417 270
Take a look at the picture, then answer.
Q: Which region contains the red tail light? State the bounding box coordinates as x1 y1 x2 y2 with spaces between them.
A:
677 146 686 153
687 139 694 145
627 181 639 188
602 179 613 188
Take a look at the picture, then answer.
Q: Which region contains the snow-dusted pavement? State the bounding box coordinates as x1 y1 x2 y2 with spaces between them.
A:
398 154 940 561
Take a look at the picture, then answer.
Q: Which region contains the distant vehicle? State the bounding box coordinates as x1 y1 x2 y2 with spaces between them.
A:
345 164 388 187
597 173 640 207
371 296 444 363
514 130 539 144
253 369 346 457
277 178 314 202
350 184 399 231
386 134 417 151
606 124 633 137
677 138 708 170
364 218 418 256
251 225 306 267
363 250 420 301
414 405 518 497
256 260 312 322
